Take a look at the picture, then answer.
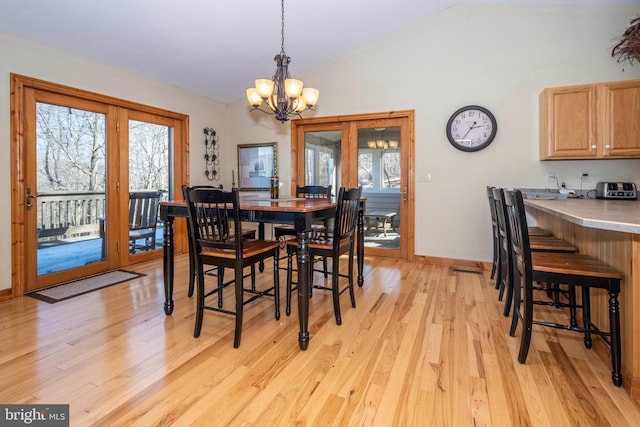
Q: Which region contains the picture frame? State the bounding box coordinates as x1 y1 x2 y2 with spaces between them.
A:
237 142 278 191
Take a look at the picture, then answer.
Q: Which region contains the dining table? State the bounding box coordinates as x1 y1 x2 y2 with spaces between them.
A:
159 195 365 350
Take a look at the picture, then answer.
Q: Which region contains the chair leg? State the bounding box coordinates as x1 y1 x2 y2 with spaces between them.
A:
569 285 577 327
490 230 498 280
250 264 256 291
332 256 342 325
273 251 280 320
217 268 224 308
497 253 506 302
348 246 356 308
608 290 623 387
193 266 205 338
286 248 294 316
582 287 593 349
503 266 513 318
517 276 534 364
494 249 502 290
509 268 521 337
233 263 244 348
491 247 506 289
323 257 328 278
188 247 196 298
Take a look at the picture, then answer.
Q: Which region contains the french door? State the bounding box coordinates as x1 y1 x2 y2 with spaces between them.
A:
11 74 188 294
292 111 414 260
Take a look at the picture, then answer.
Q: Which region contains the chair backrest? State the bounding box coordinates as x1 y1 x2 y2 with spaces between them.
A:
184 186 243 257
487 186 498 233
492 188 509 247
296 185 332 199
502 189 533 281
331 186 362 248
129 190 162 231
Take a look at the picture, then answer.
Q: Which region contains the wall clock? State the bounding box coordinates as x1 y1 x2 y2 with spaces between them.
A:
446 105 497 152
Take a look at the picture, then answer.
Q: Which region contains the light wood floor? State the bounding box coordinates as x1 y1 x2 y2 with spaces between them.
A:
1 255 639 426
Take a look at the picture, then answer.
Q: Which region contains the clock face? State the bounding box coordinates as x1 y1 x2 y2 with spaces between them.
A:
446 105 497 152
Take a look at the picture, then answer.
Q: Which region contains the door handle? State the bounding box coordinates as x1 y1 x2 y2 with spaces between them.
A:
26 187 36 209
403 186 408 203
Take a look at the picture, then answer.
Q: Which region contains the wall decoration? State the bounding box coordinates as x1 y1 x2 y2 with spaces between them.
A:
204 127 220 181
612 16 640 68
237 142 277 191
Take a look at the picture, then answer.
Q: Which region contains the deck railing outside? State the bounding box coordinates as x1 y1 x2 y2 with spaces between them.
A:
37 191 106 245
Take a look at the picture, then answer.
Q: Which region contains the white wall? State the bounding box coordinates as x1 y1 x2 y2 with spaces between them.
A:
2 3 640 291
0 32 228 290
228 3 640 262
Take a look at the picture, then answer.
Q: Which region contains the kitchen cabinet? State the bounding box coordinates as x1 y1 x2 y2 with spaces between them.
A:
539 78 640 160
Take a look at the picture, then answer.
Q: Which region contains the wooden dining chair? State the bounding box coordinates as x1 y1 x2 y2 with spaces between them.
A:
185 186 280 348
285 186 361 324
274 185 332 277
182 185 257 298
503 189 623 387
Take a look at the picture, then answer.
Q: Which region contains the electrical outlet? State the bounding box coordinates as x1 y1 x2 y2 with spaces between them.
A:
580 171 590 182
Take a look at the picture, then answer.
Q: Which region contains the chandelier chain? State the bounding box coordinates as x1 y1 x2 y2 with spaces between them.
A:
280 0 286 55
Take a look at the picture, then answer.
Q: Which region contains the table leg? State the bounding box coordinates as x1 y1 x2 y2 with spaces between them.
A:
297 230 311 350
357 206 364 287
163 217 175 315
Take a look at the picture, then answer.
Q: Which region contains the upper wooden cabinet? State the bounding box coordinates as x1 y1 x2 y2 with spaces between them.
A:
539 79 640 160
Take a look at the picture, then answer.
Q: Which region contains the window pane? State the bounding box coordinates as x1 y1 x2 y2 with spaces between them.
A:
358 152 373 188
382 151 400 188
304 131 341 188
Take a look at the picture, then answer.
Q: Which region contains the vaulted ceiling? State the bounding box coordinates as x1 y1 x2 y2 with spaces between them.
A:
0 0 634 104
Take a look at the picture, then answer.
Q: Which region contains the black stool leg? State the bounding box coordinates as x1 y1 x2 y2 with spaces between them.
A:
609 290 623 387
517 276 534 364
569 285 577 328
582 287 592 349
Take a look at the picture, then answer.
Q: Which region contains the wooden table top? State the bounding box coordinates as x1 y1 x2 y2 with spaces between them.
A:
161 196 336 213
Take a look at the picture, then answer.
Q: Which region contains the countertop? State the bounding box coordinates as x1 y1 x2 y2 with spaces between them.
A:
524 198 640 234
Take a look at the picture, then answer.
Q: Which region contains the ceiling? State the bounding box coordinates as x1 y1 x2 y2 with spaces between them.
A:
0 0 634 104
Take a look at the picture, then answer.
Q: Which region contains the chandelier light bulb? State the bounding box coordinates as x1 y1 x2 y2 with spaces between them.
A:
284 79 303 98
246 88 262 107
255 79 275 99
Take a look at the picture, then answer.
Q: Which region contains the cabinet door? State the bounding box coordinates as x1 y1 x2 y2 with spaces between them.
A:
601 80 640 158
539 84 598 160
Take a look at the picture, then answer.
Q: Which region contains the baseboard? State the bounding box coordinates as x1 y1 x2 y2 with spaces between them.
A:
414 255 490 271
0 288 13 302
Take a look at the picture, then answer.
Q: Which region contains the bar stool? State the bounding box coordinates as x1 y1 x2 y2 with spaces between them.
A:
503 189 623 387
492 188 577 317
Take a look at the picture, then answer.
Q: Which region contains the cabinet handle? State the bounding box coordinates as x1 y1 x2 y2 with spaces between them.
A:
605 144 611 149
591 145 597 150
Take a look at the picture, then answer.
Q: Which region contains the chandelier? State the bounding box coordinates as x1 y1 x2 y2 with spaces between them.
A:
245 0 319 123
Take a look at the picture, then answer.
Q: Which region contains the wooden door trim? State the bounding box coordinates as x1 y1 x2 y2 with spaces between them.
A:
10 73 189 298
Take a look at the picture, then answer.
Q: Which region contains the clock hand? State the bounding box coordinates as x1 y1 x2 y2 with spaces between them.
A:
461 121 477 139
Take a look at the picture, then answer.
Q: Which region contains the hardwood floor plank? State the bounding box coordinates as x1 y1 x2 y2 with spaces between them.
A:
0 254 639 426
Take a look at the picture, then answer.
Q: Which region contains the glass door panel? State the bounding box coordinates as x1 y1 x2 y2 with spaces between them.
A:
35 102 107 276
127 117 173 257
357 126 401 251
